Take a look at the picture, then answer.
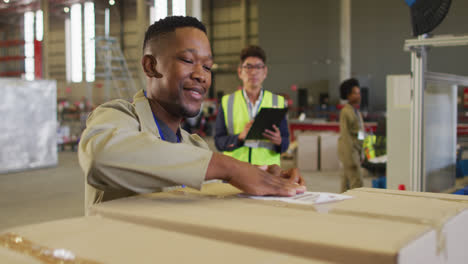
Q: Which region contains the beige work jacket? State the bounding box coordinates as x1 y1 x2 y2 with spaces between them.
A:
78 90 212 214
337 103 363 167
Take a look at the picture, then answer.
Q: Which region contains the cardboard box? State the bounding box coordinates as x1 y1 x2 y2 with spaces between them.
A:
340 188 468 264
0 247 42 264
296 132 340 171
297 132 319 171
88 183 468 264
0 216 326 264
319 132 340 171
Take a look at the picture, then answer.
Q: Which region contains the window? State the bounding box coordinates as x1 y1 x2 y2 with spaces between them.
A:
70 3 82 83
35 10 43 41
24 11 34 80
150 0 189 23
172 0 186 16
65 18 72 82
84 2 95 82
151 0 168 22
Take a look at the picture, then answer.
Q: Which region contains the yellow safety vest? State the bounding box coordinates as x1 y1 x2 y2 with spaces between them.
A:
363 135 376 160
221 89 285 165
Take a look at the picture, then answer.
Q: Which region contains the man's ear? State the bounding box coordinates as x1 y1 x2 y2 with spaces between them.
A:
237 66 242 78
141 55 162 78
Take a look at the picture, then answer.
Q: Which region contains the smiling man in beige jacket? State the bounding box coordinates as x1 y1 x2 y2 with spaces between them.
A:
78 16 305 213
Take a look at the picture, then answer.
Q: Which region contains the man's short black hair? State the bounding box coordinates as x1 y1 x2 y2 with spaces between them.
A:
143 16 206 52
240 45 266 64
340 78 360 100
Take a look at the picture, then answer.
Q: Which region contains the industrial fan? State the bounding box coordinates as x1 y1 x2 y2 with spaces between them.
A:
405 0 452 36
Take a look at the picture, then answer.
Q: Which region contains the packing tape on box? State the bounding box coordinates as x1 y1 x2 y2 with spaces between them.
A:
0 233 102 264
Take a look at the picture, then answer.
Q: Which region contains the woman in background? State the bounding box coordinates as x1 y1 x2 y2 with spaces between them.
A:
338 78 364 192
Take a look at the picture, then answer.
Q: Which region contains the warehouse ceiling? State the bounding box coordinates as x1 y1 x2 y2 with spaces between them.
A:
0 0 38 14
0 0 145 22
0 0 98 24
0 0 36 25
0 0 146 30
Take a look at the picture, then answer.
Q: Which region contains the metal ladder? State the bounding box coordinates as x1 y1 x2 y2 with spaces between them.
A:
94 36 137 102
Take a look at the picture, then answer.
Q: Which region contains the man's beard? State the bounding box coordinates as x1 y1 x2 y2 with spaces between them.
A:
181 106 201 118
158 98 201 118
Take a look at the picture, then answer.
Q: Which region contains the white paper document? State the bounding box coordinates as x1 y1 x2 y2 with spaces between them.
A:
369 155 387 164
239 192 353 205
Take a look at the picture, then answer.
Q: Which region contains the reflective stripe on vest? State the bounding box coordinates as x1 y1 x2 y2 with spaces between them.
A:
363 135 376 160
272 93 278 108
227 93 235 135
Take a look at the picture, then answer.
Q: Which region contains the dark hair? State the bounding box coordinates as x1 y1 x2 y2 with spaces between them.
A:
240 45 266 64
143 16 207 52
339 78 360 100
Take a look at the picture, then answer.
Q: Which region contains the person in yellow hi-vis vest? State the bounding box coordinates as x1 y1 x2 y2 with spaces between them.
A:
338 78 364 192
363 116 387 162
215 45 289 166
363 135 376 161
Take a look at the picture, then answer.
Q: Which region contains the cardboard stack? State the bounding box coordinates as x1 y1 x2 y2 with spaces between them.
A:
2 183 468 263
87 183 468 264
297 132 341 172
297 132 319 171
0 216 325 264
319 133 340 171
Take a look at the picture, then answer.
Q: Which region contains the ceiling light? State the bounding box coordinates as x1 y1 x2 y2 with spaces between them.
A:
4 0 10 3
64 7 70 13
109 0 115 6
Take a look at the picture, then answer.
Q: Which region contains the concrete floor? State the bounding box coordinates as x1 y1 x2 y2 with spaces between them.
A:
0 152 84 231
0 138 373 232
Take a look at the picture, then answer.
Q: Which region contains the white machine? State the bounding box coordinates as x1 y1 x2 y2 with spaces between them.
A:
0 79 58 173
387 34 468 192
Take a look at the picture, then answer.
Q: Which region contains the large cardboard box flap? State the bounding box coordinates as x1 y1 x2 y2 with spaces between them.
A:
349 187 468 202
1 216 325 264
340 187 468 264
340 188 468 224
90 183 438 264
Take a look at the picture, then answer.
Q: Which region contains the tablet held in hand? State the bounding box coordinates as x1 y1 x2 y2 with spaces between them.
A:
246 108 288 140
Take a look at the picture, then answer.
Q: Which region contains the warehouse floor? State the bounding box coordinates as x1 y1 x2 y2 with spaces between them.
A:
0 138 374 231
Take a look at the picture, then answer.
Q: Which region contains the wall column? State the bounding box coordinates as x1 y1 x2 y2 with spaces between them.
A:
186 0 202 20
339 0 351 83
136 0 148 90
240 0 249 48
40 0 49 79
